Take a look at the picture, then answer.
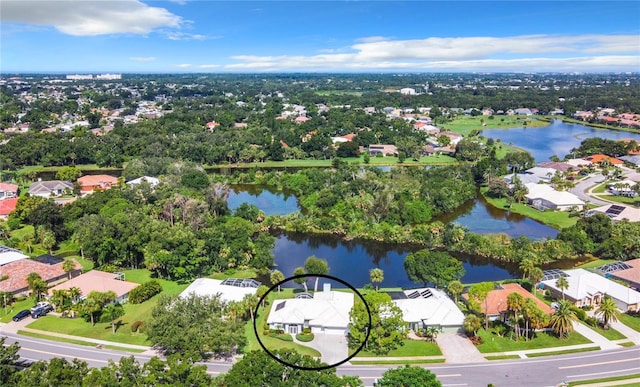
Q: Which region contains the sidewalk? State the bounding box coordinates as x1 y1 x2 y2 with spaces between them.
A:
610 320 640 345
572 321 620 350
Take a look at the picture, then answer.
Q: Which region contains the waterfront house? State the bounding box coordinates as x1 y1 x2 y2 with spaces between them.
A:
48 270 138 303
28 180 73 198
464 283 554 323
391 288 464 333
77 175 118 194
540 269 640 312
524 183 584 211
179 278 260 304
267 283 354 335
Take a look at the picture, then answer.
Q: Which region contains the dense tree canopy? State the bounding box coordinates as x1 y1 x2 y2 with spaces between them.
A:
404 250 465 288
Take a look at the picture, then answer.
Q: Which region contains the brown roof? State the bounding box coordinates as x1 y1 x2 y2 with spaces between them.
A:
0 183 19 192
538 162 574 173
48 270 138 298
610 258 640 286
0 198 18 216
77 174 118 187
0 258 81 293
464 283 554 316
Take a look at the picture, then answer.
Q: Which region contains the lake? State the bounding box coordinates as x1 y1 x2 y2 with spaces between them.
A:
482 119 640 162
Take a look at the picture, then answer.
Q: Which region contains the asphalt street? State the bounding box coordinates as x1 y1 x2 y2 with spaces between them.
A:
3 332 639 387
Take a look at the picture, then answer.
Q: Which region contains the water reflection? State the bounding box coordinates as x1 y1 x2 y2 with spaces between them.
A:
482 119 640 162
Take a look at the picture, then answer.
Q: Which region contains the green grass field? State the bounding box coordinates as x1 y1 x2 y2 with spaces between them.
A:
0 298 37 323
350 359 445 365
353 339 442 357
480 188 578 229
587 324 626 340
577 258 617 269
485 354 520 360
619 313 640 332
440 116 549 136
475 329 592 354
18 330 146 353
526 346 600 358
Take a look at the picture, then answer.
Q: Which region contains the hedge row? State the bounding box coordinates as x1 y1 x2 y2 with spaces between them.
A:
128 280 162 304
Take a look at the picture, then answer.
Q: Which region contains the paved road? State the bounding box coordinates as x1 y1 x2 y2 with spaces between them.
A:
570 174 608 206
3 332 639 386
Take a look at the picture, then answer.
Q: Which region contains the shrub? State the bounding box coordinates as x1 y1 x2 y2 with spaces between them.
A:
296 333 314 342
128 280 162 304
302 327 311 334
131 320 144 333
469 336 484 346
273 333 293 342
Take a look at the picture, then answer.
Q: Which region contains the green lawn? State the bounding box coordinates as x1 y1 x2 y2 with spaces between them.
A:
578 258 618 269
619 313 640 332
0 298 37 323
244 289 321 358
350 359 445 365
526 346 600 358
18 330 145 353
587 324 626 340
485 354 520 360
440 116 549 136
209 268 260 280
597 195 639 206
568 374 640 387
475 329 592 354
120 269 189 296
353 339 442 357
480 188 578 229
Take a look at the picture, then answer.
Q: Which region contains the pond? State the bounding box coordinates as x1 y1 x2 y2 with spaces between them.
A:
229 185 557 288
482 119 640 162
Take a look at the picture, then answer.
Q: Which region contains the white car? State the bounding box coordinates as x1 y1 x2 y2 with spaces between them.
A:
31 301 52 313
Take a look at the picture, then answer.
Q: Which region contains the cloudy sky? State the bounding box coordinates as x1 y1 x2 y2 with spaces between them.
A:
1 1 639 73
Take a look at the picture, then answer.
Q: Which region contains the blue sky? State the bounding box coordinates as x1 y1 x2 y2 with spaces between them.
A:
1 1 639 73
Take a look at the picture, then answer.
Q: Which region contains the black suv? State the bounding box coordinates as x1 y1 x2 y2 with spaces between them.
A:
12 309 31 322
31 306 50 319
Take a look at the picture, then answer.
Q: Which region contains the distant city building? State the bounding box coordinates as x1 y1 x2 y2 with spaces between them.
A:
66 74 93 80
96 73 122 80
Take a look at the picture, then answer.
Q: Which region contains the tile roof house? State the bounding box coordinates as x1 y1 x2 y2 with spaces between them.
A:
368 144 398 157
0 257 81 295
48 270 139 303
28 180 74 198
541 269 640 312
267 283 354 335
77 175 118 194
392 288 464 333
179 278 260 304
608 258 640 290
0 198 18 220
587 204 640 223
0 183 19 199
583 154 624 165
463 283 554 322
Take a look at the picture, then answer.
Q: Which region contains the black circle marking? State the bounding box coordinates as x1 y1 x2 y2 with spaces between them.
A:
253 273 372 371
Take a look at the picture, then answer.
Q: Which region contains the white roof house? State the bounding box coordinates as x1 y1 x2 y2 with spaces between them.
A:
392 288 464 333
126 176 160 187
525 183 584 211
179 278 260 304
0 246 29 266
267 283 354 335
505 167 556 185
28 180 73 198
541 269 640 311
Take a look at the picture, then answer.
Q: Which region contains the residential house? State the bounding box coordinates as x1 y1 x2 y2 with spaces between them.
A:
586 204 640 223
606 258 640 290
77 174 118 194
438 131 463 145
48 270 139 303
537 162 574 173
267 283 354 335
504 167 557 185
0 198 18 220
0 183 18 199
179 278 260 304
399 88 416 95
330 133 356 144
0 255 80 296
28 180 73 198
607 180 637 197
463 283 554 323
391 288 464 333
620 155 640 166
583 154 624 165
368 144 398 157
524 183 584 211
126 176 160 188
0 246 29 266
540 269 640 312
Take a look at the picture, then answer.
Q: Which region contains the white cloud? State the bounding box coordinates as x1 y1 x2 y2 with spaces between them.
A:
129 56 156 62
173 63 192 68
166 31 217 41
222 34 640 72
198 64 221 69
1 0 182 36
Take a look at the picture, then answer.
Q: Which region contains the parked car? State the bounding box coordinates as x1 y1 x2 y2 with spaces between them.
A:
31 307 49 319
31 302 52 313
12 309 31 322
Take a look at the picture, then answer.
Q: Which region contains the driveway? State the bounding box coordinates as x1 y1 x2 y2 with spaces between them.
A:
435 332 486 363
293 333 348 366
570 174 608 206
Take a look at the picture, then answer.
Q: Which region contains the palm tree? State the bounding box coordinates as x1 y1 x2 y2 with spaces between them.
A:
550 300 577 339
555 276 569 300
103 303 124 334
529 267 544 295
293 267 308 292
507 292 525 340
242 293 259 322
270 270 285 293
464 314 482 337
62 259 76 280
519 258 534 280
369 268 384 291
256 285 269 308
596 296 621 329
447 280 463 304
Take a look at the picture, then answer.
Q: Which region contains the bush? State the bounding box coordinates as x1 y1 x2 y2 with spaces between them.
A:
131 320 144 333
570 306 587 321
273 333 293 342
296 333 314 342
469 336 484 346
128 280 162 304
302 327 311 334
